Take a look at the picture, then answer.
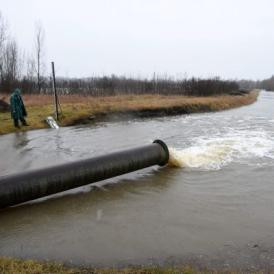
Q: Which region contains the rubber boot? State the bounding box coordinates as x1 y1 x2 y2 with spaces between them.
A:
21 118 29 126
14 119 20 128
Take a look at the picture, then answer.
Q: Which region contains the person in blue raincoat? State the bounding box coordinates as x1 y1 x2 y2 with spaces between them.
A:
10 88 29 128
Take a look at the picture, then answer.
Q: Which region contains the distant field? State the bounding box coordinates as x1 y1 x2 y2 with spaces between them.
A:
0 91 258 135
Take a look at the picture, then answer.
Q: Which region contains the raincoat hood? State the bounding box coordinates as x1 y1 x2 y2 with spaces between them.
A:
13 88 21 96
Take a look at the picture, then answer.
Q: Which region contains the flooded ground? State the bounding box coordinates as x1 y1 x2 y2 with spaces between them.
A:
0 91 274 271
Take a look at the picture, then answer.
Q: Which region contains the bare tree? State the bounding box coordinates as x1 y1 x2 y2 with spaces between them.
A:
1 39 20 91
0 11 8 87
34 22 45 93
0 12 6 50
26 55 36 81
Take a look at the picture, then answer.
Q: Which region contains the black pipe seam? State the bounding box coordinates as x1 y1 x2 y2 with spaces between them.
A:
0 139 169 208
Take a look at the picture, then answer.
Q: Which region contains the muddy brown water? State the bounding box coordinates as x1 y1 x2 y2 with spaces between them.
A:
0 91 274 270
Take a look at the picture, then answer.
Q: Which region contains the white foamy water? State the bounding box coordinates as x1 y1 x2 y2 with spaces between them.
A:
169 130 274 170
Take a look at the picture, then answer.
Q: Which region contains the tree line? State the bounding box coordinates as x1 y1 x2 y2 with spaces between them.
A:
258 76 274 91
41 76 238 97
238 76 274 92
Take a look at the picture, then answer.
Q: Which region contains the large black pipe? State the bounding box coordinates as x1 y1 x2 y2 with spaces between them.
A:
0 140 169 209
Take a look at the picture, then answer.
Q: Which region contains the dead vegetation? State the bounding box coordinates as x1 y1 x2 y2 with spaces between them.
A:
0 96 9 112
0 91 258 135
0 256 207 274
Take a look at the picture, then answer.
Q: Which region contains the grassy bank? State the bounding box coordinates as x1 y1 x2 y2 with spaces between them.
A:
0 257 199 274
0 91 258 135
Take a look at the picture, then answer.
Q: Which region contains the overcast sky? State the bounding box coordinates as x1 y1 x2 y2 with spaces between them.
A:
0 0 273 80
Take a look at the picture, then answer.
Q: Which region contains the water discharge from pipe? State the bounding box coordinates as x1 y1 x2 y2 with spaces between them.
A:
168 130 274 170
168 146 233 170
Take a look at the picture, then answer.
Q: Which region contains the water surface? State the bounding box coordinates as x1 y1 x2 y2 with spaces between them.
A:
1 91 274 270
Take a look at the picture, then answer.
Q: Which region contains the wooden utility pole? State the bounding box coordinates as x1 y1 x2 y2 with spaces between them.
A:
51 61 58 121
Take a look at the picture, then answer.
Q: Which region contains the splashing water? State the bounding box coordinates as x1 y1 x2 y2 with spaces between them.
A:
168 130 274 170
169 145 232 170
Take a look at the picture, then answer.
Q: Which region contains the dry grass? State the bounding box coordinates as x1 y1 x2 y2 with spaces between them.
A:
1 256 270 273
0 257 199 274
0 91 259 135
